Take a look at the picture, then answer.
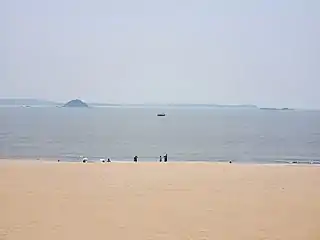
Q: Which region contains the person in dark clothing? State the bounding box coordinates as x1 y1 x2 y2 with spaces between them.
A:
159 156 162 162
134 156 138 162
107 158 111 163
164 154 168 162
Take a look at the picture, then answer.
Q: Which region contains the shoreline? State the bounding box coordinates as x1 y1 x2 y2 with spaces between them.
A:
1 157 320 166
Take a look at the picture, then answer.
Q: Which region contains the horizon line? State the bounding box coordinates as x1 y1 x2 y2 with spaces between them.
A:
0 98 315 110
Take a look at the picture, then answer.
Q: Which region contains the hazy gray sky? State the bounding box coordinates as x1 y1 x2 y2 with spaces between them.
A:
2 0 320 107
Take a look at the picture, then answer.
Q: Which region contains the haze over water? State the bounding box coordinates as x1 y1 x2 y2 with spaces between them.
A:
1 107 320 163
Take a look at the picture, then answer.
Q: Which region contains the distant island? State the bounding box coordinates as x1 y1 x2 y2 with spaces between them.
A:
63 99 89 108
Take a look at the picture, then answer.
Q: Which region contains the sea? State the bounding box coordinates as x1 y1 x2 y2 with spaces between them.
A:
1 106 320 164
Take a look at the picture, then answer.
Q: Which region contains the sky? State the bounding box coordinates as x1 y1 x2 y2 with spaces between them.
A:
1 0 320 108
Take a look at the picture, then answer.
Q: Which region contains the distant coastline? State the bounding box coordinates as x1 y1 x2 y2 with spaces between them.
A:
260 107 294 111
0 99 58 106
0 99 259 109
0 98 299 110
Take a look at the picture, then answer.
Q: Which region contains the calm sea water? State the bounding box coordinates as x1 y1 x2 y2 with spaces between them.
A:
1 107 320 163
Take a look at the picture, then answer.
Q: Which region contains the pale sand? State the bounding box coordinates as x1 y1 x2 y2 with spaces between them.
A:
1 161 320 240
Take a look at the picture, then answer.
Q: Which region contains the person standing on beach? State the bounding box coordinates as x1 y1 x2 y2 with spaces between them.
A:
134 156 138 162
164 154 168 162
159 156 162 162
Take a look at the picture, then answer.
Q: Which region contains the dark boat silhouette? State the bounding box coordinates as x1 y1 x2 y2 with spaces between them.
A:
157 113 166 117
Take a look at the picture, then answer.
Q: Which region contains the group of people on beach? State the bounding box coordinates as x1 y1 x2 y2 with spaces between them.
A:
134 154 168 162
159 154 168 162
79 154 168 163
100 158 111 163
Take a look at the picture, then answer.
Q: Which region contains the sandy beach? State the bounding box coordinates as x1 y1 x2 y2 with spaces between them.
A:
1 161 320 240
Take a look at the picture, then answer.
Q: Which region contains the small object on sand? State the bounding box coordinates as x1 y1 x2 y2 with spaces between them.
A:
229 160 232 164
107 158 111 163
57 159 60 162
100 159 105 163
82 157 88 163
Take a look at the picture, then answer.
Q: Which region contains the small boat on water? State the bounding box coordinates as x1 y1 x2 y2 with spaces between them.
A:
157 113 166 117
